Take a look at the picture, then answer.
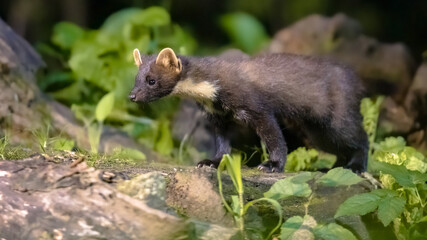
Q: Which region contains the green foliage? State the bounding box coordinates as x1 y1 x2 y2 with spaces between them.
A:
95 92 115 122
335 189 406 226
40 6 198 158
216 159 366 239
52 22 84 49
343 97 427 238
315 167 364 187
31 123 51 153
360 96 384 165
51 137 75 151
285 147 336 172
220 12 269 54
373 137 427 174
0 134 10 160
154 119 174 155
285 147 318 172
85 147 145 168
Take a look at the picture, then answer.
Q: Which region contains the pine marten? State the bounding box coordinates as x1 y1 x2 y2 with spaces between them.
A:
129 48 368 173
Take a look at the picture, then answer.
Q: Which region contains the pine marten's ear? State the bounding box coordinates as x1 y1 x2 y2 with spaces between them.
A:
133 48 143 67
156 48 182 73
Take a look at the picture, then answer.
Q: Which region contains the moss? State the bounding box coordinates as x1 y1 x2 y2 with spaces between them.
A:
1 146 33 160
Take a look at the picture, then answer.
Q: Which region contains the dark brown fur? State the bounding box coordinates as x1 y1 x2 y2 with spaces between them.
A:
130 49 368 173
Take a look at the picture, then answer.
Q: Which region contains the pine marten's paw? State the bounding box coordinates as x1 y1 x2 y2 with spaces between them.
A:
197 159 220 169
257 161 284 173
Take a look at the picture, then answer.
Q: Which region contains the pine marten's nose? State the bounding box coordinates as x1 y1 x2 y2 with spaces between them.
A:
129 94 136 102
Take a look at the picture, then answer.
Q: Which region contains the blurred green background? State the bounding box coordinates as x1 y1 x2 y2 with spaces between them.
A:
1 0 427 59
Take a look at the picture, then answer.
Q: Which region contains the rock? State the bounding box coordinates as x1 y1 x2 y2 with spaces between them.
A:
166 168 234 226
0 155 238 239
269 13 415 103
0 18 46 143
404 62 427 127
377 97 414 138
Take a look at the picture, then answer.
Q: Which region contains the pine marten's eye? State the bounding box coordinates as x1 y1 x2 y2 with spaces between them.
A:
146 76 156 86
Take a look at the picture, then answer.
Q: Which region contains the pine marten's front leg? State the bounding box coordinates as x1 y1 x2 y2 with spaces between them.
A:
251 114 288 173
197 113 231 168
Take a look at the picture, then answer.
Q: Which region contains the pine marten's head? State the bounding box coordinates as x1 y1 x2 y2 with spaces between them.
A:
129 48 182 103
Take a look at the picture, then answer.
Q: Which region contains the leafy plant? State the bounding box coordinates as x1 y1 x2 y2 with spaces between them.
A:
360 96 384 164
217 152 364 239
281 215 358 240
335 97 427 239
220 12 270 54
40 6 197 157
217 154 283 239
285 147 336 172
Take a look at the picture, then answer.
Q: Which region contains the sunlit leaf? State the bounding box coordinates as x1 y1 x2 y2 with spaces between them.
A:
96 92 115 122
335 189 406 226
280 216 304 240
154 119 173 155
313 223 358 240
372 160 427 187
377 195 406 226
285 147 318 172
316 167 364 187
264 172 314 200
334 192 380 218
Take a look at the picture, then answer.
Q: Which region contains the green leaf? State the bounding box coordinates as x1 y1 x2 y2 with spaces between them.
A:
285 147 318 172
154 119 173 155
221 154 243 194
316 167 364 187
52 22 84 49
264 172 314 200
280 216 304 240
96 92 115 122
378 136 406 153
334 192 381 218
113 147 146 161
101 8 143 35
220 12 269 54
377 195 406 226
335 189 406 227
71 104 95 127
372 160 427 187
52 137 75 151
243 198 283 240
313 223 358 240
135 6 170 27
